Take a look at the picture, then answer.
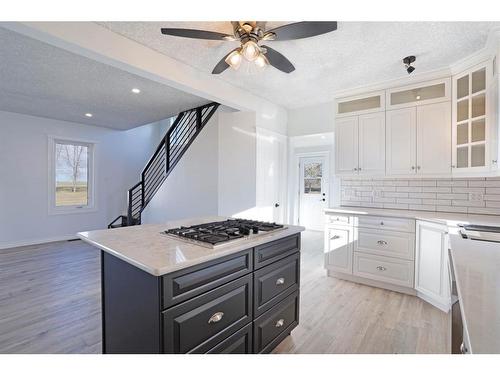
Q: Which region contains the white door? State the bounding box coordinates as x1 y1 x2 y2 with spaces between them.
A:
358 112 386 175
298 156 329 230
417 102 452 175
256 128 286 223
335 116 358 175
386 107 417 175
324 226 353 274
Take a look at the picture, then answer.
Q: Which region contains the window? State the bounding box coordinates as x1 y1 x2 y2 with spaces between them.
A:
303 162 322 194
49 137 95 214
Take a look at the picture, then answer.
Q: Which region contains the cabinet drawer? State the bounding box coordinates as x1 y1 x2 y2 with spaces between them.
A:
162 249 252 308
353 253 414 288
253 291 299 353
357 215 415 232
354 229 415 260
254 252 300 317
254 234 300 269
162 274 252 353
325 213 351 225
206 323 253 354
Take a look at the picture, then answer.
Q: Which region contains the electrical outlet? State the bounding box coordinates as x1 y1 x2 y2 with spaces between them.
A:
469 192 484 201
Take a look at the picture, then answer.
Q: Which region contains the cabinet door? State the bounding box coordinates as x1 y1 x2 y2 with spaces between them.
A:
415 221 451 312
358 112 386 175
335 116 359 175
324 227 353 274
386 108 417 175
417 102 452 175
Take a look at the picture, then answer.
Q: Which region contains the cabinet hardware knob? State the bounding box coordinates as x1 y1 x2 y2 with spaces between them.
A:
275 319 285 328
376 266 387 271
377 240 388 246
331 235 341 240
460 342 468 354
208 312 224 324
417 166 421 170
493 160 498 164
353 168 358 171
358 167 362 171
411 166 416 170
380 221 384 226
451 165 456 168
276 277 285 285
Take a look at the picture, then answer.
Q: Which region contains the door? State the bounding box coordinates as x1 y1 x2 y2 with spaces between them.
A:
335 116 358 175
415 221 451 312
417 102 452 175
298 156 329 230
358 112 386 175
256 128 286 223
386 107 417 175
324 227 353 274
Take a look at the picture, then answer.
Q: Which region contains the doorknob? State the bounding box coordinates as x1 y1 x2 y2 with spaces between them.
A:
320 198 326 202
275 203 280 208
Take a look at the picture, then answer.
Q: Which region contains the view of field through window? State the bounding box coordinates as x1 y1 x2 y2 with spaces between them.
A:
304 162 322 194
55 143 89 206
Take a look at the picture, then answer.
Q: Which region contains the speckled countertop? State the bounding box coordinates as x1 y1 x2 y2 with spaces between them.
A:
326 206 500 354
78 216 305 277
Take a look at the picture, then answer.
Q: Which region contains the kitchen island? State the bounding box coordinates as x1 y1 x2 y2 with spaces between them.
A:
78 216 305 354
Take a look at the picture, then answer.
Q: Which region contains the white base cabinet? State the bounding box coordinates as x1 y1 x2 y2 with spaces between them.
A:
324 226 353 274
415 220 451 312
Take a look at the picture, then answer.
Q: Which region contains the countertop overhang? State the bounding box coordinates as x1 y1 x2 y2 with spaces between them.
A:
78 216 305 277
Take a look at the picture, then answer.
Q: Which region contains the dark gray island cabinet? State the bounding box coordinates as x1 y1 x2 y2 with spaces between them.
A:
100 233 301 354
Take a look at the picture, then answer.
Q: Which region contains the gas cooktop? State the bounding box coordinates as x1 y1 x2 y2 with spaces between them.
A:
163 219 286 248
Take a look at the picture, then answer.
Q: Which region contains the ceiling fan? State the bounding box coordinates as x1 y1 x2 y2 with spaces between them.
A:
160 21 338 74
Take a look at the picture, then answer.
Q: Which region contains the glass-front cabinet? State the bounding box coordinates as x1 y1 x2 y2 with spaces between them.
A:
336 91 385 117
452 61 492 173
386 78 451 110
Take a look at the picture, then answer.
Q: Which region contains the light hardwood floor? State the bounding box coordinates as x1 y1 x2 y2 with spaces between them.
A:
0 231 449 354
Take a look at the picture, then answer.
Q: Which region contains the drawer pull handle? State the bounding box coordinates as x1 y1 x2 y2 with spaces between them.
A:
377 240 388 246
380 221 384 226
376 266 387 271
276 277 285 285
208 312 224 324
275 319 285 328
331 235 341 240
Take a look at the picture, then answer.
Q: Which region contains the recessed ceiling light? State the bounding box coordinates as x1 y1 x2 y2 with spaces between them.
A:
131 88 141 94
85 113 93 118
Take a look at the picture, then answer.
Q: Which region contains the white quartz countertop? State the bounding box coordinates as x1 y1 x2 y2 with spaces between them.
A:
449 229 500 354
78 216 305 276
325 206 500 226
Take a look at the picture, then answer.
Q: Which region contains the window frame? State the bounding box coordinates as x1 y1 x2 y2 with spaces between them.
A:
48 135 97 215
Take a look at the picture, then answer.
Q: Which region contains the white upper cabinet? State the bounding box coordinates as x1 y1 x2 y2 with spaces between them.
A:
386 107 417 175
417 102 452 175
452 61 492 174
358 112 386 175
386 78 451 110
336 91 385 117
335 116 359 175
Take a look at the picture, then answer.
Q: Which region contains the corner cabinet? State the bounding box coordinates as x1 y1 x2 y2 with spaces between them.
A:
415 220 451 313
452 61 495 174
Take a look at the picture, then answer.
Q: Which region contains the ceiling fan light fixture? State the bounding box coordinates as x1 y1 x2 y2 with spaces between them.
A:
242 40 260 61
225 49 243 70
254 53 269 68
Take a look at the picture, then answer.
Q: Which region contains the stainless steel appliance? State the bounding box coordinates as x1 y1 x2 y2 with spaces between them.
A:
449 248 470 354
458 224 500 243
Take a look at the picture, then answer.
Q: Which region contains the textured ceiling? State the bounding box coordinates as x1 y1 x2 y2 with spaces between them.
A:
0 26 210 130
98 21 500 109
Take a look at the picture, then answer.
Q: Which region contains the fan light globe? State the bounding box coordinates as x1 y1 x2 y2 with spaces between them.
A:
254 53 269 68
225 50 242 70
242 41 260 61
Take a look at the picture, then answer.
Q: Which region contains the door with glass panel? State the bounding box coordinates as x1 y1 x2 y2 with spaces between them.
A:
452 62 490 172
299 156 329 230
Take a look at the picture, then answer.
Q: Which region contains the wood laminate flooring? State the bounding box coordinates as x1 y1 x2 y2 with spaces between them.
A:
0 231 449 354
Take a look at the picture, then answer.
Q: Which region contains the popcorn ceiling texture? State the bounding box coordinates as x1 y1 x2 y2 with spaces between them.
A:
341 177 500 215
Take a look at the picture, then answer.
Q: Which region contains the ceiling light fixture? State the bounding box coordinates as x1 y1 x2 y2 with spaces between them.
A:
225 49 243 70
85 113 93 118
131 88 141 94
254 53 269 68
403 55 416 74
242 40 260 62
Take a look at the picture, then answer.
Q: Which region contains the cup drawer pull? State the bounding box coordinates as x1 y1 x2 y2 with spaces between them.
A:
376 266 387 271
275 318 285 328
276 277 285 285
331 235 341 240
208 312 224 324
377 240 388 246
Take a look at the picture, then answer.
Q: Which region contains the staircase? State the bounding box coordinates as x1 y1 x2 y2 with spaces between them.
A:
108 102 220 228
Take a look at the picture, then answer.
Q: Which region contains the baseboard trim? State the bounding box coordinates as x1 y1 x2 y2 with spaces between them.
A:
0 234 79 250
327 270 417 296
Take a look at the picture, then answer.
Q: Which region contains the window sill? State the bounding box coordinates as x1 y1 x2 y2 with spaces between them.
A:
48 206 98 216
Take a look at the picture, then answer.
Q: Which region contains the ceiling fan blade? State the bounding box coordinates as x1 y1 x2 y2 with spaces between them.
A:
211 48 238 74
261 46 295 73
161 28 234 41
266 21 337 41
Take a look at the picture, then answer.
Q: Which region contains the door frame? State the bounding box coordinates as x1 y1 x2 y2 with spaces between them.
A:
294 151 330 228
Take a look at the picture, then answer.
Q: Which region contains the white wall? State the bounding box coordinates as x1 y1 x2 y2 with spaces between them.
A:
0 110 159 248
140 114 219 224
218 111 257 217
287 102 335 137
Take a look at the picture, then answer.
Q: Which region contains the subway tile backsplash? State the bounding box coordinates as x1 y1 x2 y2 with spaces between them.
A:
341 177 500 215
